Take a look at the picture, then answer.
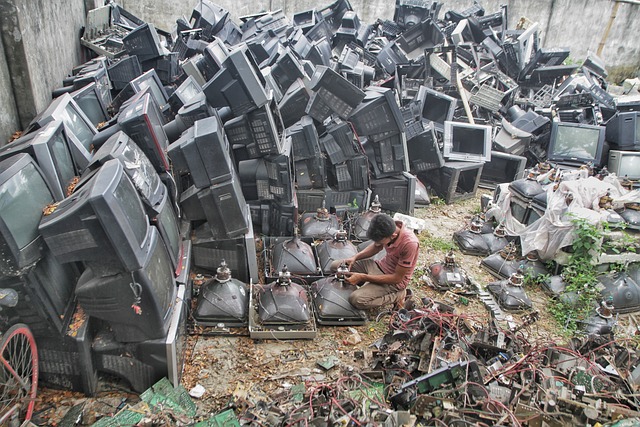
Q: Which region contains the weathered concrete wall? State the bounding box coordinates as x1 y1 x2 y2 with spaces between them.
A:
0 27 20 145
0 0 87 138
124 0 640 76
0 0 638 146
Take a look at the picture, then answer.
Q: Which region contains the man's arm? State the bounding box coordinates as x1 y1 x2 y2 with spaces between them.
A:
346 264 411 286
343 242 384 270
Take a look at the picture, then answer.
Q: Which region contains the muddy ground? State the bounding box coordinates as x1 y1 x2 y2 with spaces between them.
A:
34 189 635 425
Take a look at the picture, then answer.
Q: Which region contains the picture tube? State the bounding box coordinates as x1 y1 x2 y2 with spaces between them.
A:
113 173 148 246
0 163 53 249
119 142 162 203
146 233 175 317
32 252 75 317
620 155 640 179
75 90 105 126
158 201 180 259
135 76 166 108
61 105 94 150
50 129 77 190
423 95 453 125
451 126 486 155
179 81 201 103
552 126 600 160
483 157 520 182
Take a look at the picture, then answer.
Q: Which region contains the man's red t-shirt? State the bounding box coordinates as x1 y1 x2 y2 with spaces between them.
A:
376 221 419 289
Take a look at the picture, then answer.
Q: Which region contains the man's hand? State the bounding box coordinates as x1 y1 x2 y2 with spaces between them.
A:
345 272 366 286
342 256 357 271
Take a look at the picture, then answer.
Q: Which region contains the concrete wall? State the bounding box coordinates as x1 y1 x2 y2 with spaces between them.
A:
0 28 20 145
124 0 640 75
0 0 88 144
0 0 638 146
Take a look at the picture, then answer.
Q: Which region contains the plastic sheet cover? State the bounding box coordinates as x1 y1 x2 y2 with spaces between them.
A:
488 173 640 261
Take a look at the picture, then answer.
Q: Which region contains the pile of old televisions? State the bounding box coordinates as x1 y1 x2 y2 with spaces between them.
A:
4 0 640 395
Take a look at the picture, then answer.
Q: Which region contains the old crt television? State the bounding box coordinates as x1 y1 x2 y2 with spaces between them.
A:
608 150 640 180
190 0 229 38
547 122 606 167
606 111 640 149
443 121 492 163
237 158 270 201
349 87 405 136
0 121 78 201
277 79 311 128
88 131 165 209
167 76 203 115
479 151 527 189
416 86 457 132
72 58 111 104
288 116 321 161
118 92 171 172
271 49 306 94
39 159 153 276
74 227 177 342
406 125 445 172
122 23 164 62
150 190 182 275
71 82 110 127
164 93 214 143
25 93 97 171
0 153 55 276
225 103 283 157
130 69 169 111
135 284 187 387
202 39 229 78
187 116 235 188
202 46 269 116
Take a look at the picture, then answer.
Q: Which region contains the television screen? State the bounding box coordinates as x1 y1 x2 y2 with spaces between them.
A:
547 122 606 167
443 121 492 163
130 69 169 110
118 92 171 172
27 248 80 333
608 150 640 180
39 159 152 276
0 153 54 275
74 226 176 342
203 39 229 77
416 86 457 131
151 190 182 275
88 131 165 209
168 76 202 114
0 120 78 201
479 151 527 188
25 94 96 169
71 82 110 127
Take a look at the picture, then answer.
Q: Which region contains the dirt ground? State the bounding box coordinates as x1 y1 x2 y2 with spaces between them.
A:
33 189 625 425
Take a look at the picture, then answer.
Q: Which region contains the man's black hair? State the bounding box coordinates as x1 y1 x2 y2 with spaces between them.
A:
367 214 396 242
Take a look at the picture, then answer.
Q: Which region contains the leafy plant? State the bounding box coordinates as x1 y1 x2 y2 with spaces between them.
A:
431 197 446 206
548 217 604 333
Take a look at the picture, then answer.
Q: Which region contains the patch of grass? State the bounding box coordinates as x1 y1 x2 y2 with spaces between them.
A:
419 233 456 253
410 265 428 287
